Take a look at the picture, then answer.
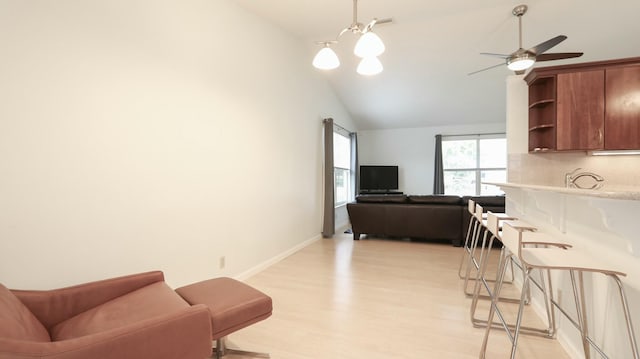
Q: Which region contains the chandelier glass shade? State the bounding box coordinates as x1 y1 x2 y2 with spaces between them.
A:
356 56 383 76
354 31 385 58
312 45 340 70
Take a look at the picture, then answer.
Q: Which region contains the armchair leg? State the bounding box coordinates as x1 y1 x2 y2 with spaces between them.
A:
213 337 270 359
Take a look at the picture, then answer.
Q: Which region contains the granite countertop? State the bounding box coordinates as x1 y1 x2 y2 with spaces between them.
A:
484 182 640 201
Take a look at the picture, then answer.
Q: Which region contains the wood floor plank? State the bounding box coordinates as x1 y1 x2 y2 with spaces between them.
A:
226 234 571 358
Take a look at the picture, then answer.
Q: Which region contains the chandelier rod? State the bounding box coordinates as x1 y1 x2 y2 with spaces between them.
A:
353 0 358 25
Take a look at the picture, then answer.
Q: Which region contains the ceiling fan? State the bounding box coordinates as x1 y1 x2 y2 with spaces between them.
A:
469 4 583 75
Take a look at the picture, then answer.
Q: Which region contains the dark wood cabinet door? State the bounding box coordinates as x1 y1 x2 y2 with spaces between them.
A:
556 70 605 150
605 66 640 149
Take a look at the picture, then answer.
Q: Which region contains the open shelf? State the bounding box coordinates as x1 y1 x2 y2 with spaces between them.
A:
526 74 557 152
529 99 555 108
529 124 555 131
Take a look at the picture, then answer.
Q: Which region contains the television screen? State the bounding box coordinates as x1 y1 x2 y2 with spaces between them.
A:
359 165 399 191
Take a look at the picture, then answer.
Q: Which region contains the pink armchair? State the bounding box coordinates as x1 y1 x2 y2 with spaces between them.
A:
0 271 212 359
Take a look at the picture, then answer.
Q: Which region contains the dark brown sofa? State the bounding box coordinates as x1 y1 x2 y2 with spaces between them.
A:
346 194 505 246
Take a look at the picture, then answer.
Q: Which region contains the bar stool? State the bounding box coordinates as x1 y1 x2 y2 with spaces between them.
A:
458 199 483 280
470 213 570 330
461 204 516 297
480 222 640 359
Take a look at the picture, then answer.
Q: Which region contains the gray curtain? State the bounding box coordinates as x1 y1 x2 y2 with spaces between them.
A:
350 132 358 198
322 118 335 237
433 134 445 194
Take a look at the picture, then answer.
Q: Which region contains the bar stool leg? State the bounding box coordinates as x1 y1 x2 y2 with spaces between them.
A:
464 226 487 295
470 232 495 324
459 216 479 279
479 248 512 358
570 271 591 359
510 268 533 359
542 269 557 337
611 275 640 359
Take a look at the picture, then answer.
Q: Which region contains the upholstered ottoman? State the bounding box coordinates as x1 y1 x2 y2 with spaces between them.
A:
176 277 272 358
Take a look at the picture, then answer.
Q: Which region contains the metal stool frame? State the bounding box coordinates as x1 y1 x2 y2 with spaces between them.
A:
471 214 568 333
480 223 640 359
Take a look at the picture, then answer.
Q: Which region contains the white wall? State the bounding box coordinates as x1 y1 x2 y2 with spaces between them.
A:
0 0 354 289
358 123 506 195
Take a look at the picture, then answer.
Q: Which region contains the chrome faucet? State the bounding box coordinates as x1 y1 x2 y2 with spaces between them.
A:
564 168 605 189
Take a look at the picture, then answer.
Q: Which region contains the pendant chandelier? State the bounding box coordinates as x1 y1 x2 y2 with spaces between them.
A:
312 0 392 76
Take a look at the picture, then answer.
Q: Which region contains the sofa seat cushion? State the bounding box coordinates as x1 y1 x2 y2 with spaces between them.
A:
51 282 189 341
0 284 50 342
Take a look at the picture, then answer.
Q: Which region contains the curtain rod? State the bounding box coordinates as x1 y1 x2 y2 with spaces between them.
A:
324 118 353 134
441 132 505 137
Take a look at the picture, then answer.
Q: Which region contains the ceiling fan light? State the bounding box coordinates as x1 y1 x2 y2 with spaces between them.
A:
354 31 385 58
312 46 340 70
357 56 383 76
507 55 535 71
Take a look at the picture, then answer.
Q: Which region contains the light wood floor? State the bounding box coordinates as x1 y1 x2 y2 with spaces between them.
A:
226 233 571 359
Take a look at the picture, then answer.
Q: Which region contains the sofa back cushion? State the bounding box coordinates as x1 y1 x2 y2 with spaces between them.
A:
408 195 462 205
0 284 50 342
356 195 407 203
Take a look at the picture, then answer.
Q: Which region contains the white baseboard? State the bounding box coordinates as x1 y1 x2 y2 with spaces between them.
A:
556 328 583 359
234 234 322 281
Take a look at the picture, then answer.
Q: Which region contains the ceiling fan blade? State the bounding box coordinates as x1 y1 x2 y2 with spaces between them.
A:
528 35 567 55
480 52 510 59
468 62 505 76
537 52 584 62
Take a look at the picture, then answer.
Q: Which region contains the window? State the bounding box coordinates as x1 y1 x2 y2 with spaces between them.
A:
442 134 506 196
334 132 351 206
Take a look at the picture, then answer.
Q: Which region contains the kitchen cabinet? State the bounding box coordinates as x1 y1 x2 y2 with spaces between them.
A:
556 70 605 150
524 57 640 153
605 65 640 149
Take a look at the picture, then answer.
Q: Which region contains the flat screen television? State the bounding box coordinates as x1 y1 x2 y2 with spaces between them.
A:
359 165 399 192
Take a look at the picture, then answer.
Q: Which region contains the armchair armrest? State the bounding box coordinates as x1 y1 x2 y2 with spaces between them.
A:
12 271 165 329
0 304 212 359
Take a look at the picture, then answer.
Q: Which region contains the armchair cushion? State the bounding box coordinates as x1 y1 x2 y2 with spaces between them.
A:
51 282 189 341
13 270 165 330
0 284 50 342
1 272 213 359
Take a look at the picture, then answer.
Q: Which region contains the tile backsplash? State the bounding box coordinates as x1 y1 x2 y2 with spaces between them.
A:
508 152 640 190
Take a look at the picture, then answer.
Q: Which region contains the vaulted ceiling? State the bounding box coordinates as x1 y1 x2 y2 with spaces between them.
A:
235 0 640 130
